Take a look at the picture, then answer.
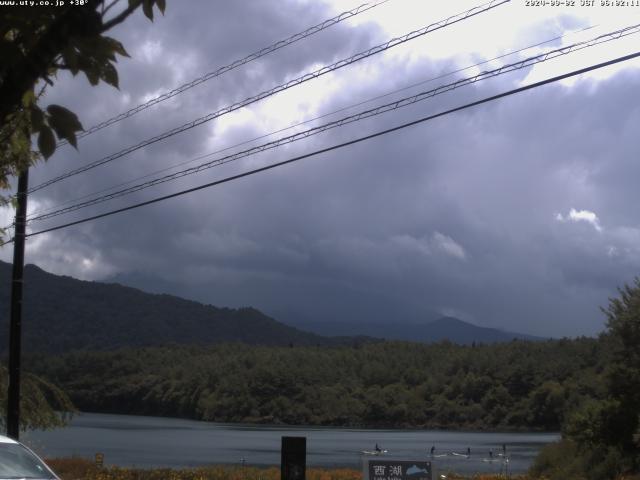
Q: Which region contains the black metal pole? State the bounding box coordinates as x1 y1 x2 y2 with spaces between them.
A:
7 169 29 440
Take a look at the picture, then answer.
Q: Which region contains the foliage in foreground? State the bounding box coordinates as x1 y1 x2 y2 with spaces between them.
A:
28 336 606 431
0 0 165 242
0 363 75 430
531 439 640 480
530 279 640 480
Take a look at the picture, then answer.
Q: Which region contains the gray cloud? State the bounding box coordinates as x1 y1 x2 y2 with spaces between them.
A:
3 1 640 339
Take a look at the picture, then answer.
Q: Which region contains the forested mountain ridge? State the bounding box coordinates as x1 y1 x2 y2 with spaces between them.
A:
294 316 543 343
0 261 337 352
27 337 607 431
1 261 543 352
113 270 543 344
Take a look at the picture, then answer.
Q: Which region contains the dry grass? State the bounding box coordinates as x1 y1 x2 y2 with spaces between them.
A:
45 458 534 480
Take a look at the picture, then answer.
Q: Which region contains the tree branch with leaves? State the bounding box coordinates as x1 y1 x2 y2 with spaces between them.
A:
0 363 76 431
0 0 166 229
0 0 166 428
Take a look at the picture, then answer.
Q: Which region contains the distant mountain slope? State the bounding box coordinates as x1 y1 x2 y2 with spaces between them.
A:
423 316 543 343
106 271 543 344
0 261 333 353
294 316 543 344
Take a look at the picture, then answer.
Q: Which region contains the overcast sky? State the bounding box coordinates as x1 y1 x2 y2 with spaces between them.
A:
3 0 640 337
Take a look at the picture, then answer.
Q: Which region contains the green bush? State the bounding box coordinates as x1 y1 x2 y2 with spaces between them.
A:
529 439 587 480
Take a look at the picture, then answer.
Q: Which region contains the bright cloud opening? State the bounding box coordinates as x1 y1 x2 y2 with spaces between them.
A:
431 232 467 260
556 208 602 232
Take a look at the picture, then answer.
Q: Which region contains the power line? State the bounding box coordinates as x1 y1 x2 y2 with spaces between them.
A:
27 0 509 195
25 22 599 221
56 0 391 147
26 23 640 224
12 50 639 243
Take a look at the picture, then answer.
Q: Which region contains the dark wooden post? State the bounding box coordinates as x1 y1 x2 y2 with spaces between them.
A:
281 436 306 480
6 169 29 439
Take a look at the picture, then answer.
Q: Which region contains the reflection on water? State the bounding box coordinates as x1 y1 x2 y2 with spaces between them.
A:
23 412 559 475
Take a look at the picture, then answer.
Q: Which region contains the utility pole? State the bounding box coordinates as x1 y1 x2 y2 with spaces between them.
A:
7 169 29 440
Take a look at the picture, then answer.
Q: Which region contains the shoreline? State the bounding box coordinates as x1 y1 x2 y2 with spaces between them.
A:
26 412 554 474
64 410 562 434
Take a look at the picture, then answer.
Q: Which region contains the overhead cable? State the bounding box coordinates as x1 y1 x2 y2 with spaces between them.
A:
25 23 640 223
9 49 638 243
27 0 510 195
57 0 391 147
26 22 599 221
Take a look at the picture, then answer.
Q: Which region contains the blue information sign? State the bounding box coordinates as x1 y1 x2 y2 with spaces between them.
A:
366 459 432 480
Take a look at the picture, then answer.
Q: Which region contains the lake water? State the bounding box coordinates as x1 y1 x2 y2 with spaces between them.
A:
23 412 559 476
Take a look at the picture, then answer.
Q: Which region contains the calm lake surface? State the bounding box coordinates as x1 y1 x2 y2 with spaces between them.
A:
23 412 559 475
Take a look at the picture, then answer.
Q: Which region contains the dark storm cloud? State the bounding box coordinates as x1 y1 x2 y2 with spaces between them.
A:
6 1 640 338
27 0 382 191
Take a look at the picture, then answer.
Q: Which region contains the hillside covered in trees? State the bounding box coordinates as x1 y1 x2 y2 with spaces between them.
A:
0 261 340 352
1 261 540 351
27 337 606 431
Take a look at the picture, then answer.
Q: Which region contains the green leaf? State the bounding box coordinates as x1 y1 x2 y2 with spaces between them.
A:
66 132 78 149
83 65 100 86
46 105 83 148
101 63 119 89
142 0 154 21
103 36 130 58
46 105 83 132
81 36 118 62
22 89 35 108
38 126 56 159
61 46 80 75
156 0 166 14
30 106 45 133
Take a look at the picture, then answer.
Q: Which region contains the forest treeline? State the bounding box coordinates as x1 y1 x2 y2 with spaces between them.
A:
0 261 334 354
26 337 608 431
